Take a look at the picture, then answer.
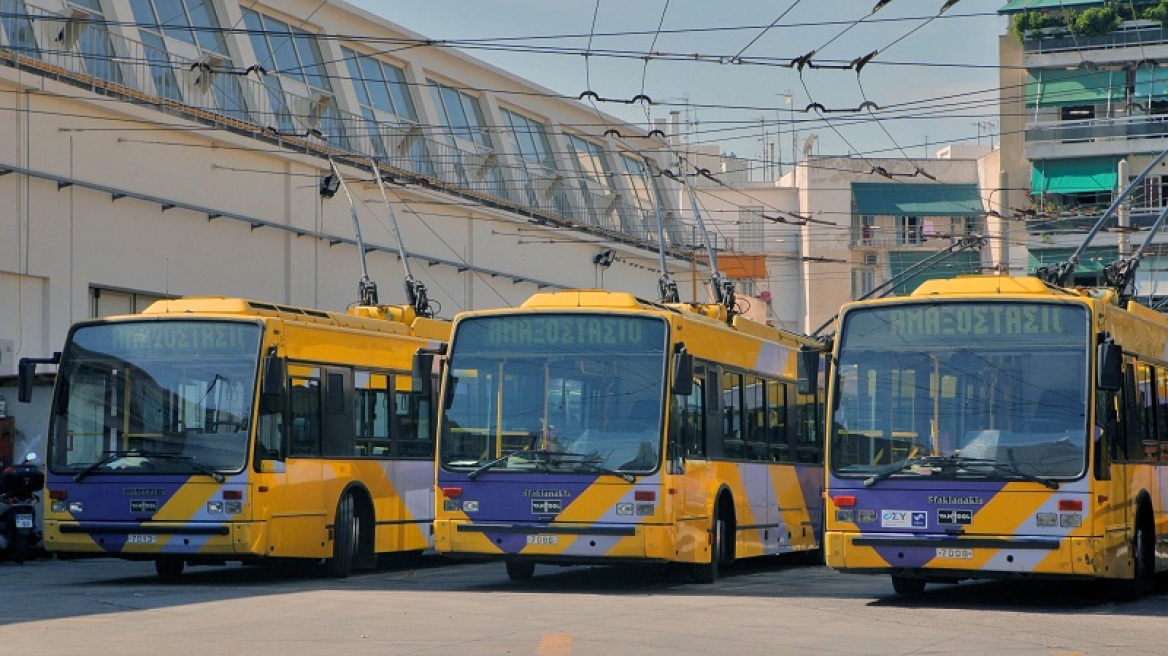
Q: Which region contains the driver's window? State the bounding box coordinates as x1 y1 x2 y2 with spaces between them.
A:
288 365 321 457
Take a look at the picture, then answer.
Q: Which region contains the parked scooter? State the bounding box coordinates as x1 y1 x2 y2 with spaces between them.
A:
1 453 44 564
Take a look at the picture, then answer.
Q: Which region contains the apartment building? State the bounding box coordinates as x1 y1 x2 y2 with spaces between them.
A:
998 0 1168 298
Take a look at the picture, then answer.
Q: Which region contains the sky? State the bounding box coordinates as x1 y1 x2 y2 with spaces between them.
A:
346 0 1010 178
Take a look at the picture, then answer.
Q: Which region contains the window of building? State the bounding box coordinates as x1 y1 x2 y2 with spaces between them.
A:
502 108 554 169
0 0 40 58
565 134 616 227
60 0 123 84
738 206 764 253
428 81 491 149
130 0 245 115
344 49 416 121
90 287 168 318
897 215 923 245
242 8 340 141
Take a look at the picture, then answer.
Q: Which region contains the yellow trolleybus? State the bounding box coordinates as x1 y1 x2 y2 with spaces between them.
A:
19 297 447 578
822 274 1166 597
433 289 825 582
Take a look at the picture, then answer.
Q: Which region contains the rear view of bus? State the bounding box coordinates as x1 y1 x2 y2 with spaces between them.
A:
824 276 1129 595
434 290 824 582
32 298 444 578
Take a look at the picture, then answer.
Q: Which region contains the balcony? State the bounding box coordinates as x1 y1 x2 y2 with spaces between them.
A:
0 2 683 248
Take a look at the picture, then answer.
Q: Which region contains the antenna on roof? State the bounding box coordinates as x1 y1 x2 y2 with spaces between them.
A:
328 157 378 307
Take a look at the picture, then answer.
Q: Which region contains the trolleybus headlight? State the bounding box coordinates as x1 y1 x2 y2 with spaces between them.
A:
836 509 855 522
68 501 83 513
856 509 877 523
52 500 67 513
1060 513 1082 528
616 502 634 516
206 501 224 514
1035 513 1057 528
225 501 243 514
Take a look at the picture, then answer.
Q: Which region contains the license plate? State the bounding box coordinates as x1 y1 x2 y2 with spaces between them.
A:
526 535 557 546
936 547 973 559
15 515 33 529
127 534 157 544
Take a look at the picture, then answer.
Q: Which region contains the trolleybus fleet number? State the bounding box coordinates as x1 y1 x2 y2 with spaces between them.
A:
526 535 557 545
15 515 33 529
936 547 973 559
127 534 157 544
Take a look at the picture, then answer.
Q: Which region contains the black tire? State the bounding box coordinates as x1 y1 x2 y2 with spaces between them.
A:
12 531 28 565
891 575 926 595
324 494 358 578
692 513 724 584
1110 518 1154 602
505 560 535 581
155 557 185 579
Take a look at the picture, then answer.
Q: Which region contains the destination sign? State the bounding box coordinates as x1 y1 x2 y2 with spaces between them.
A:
73 321 261 359
456 314 667 353
843 303 1087 347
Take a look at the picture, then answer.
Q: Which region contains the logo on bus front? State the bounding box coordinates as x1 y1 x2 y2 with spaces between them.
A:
937 509 973 525
881 510 927 529
531 499 562 514
130 500 158 514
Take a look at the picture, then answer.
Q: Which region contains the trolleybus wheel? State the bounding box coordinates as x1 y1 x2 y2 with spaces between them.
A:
692 512 724 584
505 559 535 581
891 575 926 595
325 494 358 578
155 557 185 579
1110 518 1154 601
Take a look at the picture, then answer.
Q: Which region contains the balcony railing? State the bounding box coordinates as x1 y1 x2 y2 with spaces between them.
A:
1025 114 1168 146
1021 22 1168 55
0 2 685 247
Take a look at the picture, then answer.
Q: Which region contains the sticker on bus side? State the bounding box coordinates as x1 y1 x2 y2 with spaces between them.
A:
881 510 927 529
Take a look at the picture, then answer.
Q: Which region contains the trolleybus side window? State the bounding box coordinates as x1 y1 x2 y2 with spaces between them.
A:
355 370 392 456
796 385 821 464
393 372 435 458
722 370 744 459
768 381 791 463
289 366 322 457
670 371 705 458
321 369 355 457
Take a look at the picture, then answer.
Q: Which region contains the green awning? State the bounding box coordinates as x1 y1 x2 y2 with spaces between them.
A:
1134 66 1168 101
1030 157 1118 194
998 0 1145 14
1027 248 1111 274
888 251 982 296
852 183 982 218
1025 69 1124 108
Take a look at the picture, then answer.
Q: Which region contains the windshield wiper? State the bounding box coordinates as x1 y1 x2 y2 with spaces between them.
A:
145 453 227 483
572 460 635 483
996 449 1059 489
466 450 522 480
74 450 141 482
863 454 994 488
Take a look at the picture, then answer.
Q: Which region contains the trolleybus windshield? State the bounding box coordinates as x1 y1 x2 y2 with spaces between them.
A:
49 320 263 476
831 302 1090 482
439 314 668 474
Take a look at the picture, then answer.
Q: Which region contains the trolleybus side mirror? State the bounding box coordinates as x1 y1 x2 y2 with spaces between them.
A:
672 346 693 396
17 352 60 403
17 359 36 403
1097 338 1123 392
261 350 286 399
412 351 434 401
797 346 819 396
